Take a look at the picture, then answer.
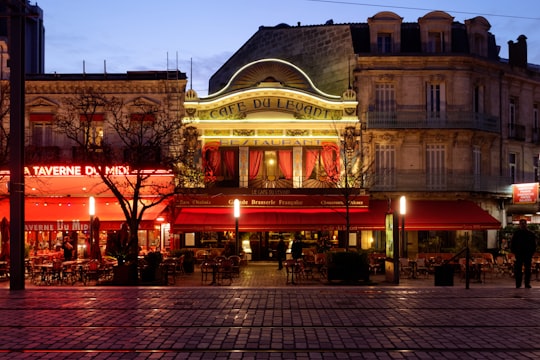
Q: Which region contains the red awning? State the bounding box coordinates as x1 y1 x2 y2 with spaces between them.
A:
173 199 500 232
174 207 369 232
0 197 168 230
381 199 501 230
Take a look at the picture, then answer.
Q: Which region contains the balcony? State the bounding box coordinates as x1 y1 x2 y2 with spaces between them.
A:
532 128 540 144
508 124 526 141
25 146 60 163
366 111 499 133
368 170 512 194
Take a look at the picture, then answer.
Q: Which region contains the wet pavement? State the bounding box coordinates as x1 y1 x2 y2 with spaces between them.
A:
0 261 538 359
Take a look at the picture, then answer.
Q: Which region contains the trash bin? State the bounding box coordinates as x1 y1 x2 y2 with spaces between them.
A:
434 264 454 286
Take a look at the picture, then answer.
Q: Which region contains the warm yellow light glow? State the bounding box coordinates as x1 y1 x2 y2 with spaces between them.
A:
234 199 240 218
89 196 95 216
399 196 406 215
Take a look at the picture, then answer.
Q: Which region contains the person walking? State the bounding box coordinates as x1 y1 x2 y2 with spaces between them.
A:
276 237 286 270
62 236 73 261
511 219 537 288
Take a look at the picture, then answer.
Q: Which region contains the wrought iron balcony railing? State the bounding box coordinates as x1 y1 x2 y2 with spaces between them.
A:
366 111 500 133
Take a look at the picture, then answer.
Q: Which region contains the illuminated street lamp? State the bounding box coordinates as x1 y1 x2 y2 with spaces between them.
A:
234 199 240 255
89 196 95 258
399 195 407 258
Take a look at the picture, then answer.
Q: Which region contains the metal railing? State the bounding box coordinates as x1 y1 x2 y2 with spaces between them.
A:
366 111 499 133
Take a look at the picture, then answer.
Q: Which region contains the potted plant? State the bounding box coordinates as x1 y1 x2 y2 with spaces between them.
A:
141 251 163 282
326 250 370 283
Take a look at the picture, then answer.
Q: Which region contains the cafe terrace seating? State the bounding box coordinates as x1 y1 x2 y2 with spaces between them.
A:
200 256 240 285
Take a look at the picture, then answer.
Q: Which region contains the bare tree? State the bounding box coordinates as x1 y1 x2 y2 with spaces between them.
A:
54 87 200 280
0 81 9 169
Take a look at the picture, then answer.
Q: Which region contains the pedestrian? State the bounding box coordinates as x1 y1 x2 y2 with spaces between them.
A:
511 219 537 288
276 237 286 270
62 236 73 261
291 236 303 260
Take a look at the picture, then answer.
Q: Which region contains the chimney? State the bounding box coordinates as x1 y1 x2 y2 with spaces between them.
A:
508 35 527 68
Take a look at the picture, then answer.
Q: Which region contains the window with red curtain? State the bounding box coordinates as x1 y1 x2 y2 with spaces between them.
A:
223 150 237 179
304 149 319 180
202 144 221 182
79 114 104 122
249 150 263 180
130 113 156 122
278 150 293 179
322 143 340 182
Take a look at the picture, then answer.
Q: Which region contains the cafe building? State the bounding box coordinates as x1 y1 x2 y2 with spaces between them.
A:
174 56 502 259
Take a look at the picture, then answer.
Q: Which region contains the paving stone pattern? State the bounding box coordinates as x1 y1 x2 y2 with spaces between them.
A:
0 262 538 359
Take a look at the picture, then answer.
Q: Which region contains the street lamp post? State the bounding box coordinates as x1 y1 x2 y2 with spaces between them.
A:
399 195 407 258
234 199 240 255
89 196 95 258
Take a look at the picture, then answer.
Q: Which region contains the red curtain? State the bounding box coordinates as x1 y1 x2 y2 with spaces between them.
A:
249 150 262 180
322 143 340 182
223 150 236 178
304 149 318 180
202 144 221 181
278 150 293 179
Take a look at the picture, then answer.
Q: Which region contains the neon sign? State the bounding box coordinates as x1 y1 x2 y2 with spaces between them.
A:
24 165 130 176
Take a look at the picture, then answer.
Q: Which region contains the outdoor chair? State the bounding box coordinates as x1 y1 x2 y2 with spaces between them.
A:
399 258 412 278
83 260 101 285
216 259 234 285
200 260 214 283
285 259 303 284
415 258 429 278
228 255 241 277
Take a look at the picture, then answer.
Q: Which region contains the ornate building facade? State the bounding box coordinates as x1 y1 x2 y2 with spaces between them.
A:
2 9 540 262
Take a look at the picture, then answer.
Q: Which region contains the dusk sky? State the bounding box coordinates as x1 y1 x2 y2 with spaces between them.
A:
35 0 540 96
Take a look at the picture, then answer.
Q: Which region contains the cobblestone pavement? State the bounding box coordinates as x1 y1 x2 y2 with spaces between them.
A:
0 262 539 359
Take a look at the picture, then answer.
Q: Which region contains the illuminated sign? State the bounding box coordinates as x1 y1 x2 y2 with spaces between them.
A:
176 195 369 208
204 96 342 120
22 165 171 177
512 183 539 204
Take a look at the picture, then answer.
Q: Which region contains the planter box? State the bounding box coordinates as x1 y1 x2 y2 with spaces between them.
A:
326 252 370 283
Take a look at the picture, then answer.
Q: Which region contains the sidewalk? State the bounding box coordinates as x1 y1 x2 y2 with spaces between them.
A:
0 261 537 359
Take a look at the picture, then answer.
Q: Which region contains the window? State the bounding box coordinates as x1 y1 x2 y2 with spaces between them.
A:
427 83 446 119
426 144 446 189
32 122 53 147
534 156 539 183
427 32 444 52
533 105 539 143
473 85 484 116
80 113 104 147
509 98 517 135
375 84 396 118
30 113 54 146
377 33 392 53
534 105 539 130
203 146 238 187
375 144 395 188
303 145 339 185
473 146 481 189
509 152 517 183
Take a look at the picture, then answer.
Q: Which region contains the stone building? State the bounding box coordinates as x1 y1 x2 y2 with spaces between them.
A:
177 10 540 259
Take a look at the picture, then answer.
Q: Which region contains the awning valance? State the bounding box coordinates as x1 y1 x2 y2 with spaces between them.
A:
173 199 500 232
0 197 168 230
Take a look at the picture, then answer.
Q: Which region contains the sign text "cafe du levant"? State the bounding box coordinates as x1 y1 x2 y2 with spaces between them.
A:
207 97 339 120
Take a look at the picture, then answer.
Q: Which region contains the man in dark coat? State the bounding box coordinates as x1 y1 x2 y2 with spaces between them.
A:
511 219 537 288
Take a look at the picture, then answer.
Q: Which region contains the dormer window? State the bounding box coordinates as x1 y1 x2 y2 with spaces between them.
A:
428 32 445 53
377 33 393 53
368 11 402 54
419 11 453 54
